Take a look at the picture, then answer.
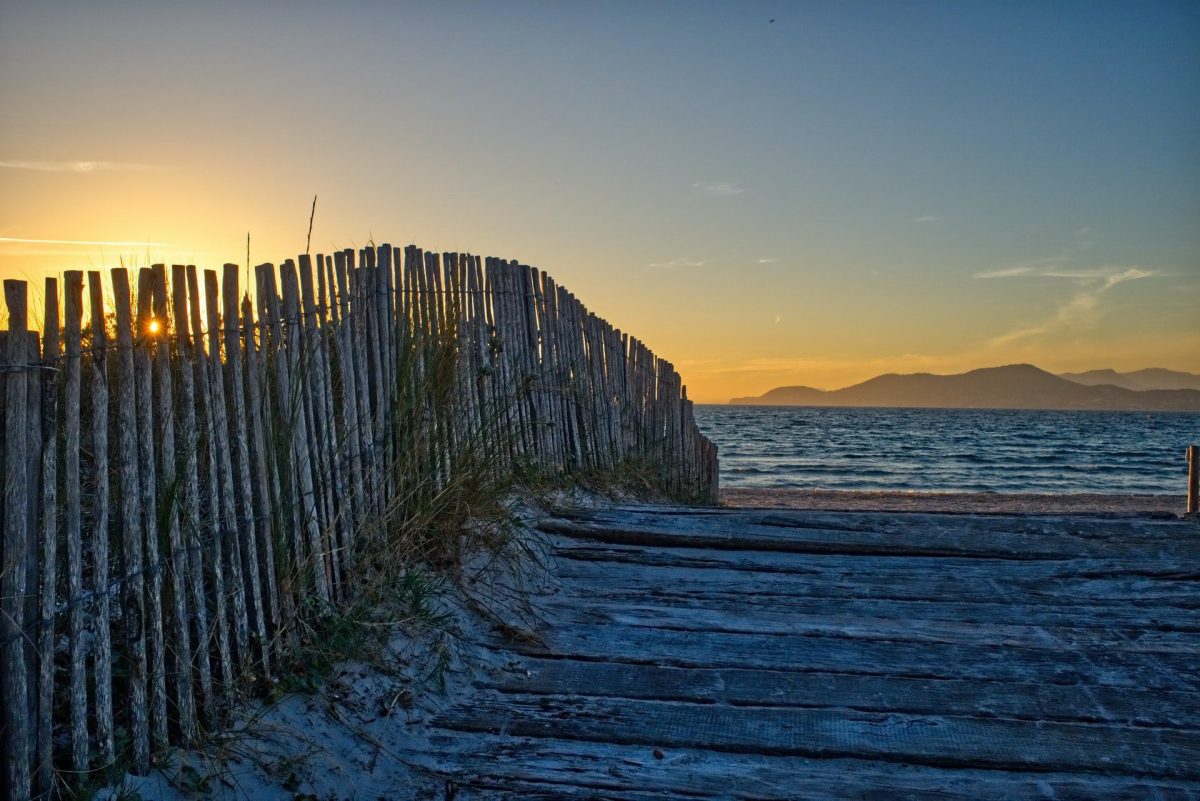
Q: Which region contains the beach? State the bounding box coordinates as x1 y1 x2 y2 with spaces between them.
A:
722 487 1185 516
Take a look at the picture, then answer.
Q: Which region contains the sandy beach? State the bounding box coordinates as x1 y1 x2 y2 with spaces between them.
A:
722 487 1186 516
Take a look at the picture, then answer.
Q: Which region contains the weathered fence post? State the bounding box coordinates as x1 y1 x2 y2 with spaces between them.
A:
63 271 89 773
2 280 33 801
111 267 151 772
86 270 115 764
35 278 60 797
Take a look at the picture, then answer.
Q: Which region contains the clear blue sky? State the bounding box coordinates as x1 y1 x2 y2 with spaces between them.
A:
2 0 1197 400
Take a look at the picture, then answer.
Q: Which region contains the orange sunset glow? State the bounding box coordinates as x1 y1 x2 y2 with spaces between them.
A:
3 3 1196 402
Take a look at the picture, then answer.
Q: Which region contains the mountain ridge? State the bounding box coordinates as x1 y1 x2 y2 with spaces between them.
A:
1058 368 1200 392
729 364 1200 411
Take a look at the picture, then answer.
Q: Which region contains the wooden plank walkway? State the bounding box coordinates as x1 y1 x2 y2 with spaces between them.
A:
419 505 1200 800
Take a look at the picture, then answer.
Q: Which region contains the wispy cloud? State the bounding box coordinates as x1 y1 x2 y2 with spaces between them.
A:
974 259 1147 282
756 257 777 264
0 236 173 247
691 181 746 197
985 265 1158 348
648 258 706 270
911 215 940 223
0 159 157 173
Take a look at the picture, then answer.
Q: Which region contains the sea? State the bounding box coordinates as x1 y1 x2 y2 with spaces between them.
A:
694 406 1200 495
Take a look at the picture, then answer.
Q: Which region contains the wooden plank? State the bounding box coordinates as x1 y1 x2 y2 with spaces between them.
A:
255 262 301 648
538 515 1199 562
280 260 330 603
344 251 377 518
362 247 385 463
170 264 215 723
510 621 1198 690
86 270 115 763
591 505 1188 544
309 256 348 585
552 538 1198 579
34 277 59 795
298 255 340 600
63 271 89 771
374 244 394 502
551 551 1200 607
151 264 196 742
408 733 1200 801
241 293 280 643
481 656 1200 729
539 596 1198 654
576 583 1198 633
221 264 269 673
110 267 150 771
2 280 33 801
332 251 365 536
135 267 168 752
187 264 234 704
435 691 1200 779
552 556 1200 606
204 269 251 671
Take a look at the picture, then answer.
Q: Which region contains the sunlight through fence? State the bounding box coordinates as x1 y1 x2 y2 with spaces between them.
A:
0 246 718 800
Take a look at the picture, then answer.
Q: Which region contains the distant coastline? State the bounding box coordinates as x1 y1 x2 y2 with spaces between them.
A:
729 364 1200 412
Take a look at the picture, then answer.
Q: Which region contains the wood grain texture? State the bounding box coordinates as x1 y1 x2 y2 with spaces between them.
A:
63 271 89 771
35 278 60 795
188 264 234 706
134 267 168 752
86 271 115 764
111 268 151 771
406 505 1200 798
171 264 216 723
2 280 33 801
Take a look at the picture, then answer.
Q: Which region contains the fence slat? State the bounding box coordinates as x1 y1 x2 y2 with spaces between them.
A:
32 278 59 796
171 265 216 723
256 263 300 648
332 252 366 540
3 280 33 801
111 267 151 772
152 264 197 742
280 261 330 604
298 256 339 600
241 293 281 646
221 265 269 674
135 268 168 752
86 270 116 764
187 264 234 706
203 270 252 673
63 271 89 773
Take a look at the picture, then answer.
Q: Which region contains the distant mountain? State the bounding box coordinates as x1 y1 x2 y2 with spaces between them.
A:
1058 368 1200 392
730 364 1200 411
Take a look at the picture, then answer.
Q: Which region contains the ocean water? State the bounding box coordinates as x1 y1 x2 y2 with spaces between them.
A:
694 405 1200 494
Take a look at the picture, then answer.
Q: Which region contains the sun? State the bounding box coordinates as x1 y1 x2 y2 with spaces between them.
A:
148 319 160 334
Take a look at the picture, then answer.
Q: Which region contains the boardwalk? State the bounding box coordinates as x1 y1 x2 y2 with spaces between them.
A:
418 505 1200 799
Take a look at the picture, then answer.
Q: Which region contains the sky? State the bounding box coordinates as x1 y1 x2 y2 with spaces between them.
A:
1 1 1197 402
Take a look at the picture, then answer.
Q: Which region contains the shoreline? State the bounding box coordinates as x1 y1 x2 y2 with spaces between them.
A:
721 487 1186 516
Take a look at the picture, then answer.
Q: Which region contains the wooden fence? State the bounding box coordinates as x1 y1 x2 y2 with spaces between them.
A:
0 246 718 800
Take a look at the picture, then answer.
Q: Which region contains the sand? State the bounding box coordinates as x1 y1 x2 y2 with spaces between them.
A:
721 487 1186 516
